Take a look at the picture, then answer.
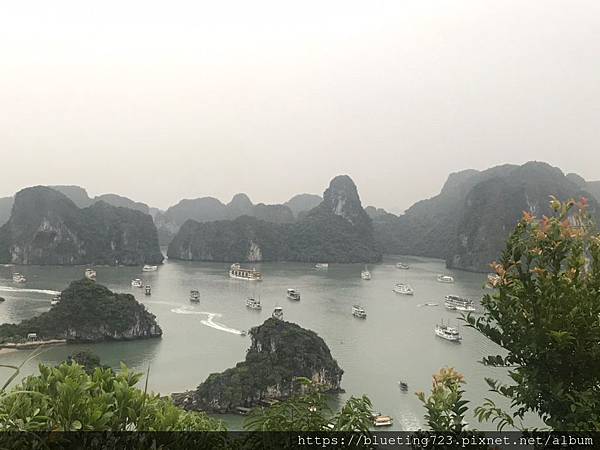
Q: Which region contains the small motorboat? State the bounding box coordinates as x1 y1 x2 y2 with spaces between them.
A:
272 306 284 320
240 330 247 337
396 262 409 270
12 273 26 283
373 415 393 427
352 305 367 319
437 274 455 283
190 290 200 303
393 283 414 295
144 285 152 296
361 267 372 280
286 289 301 301
398 381 408 391
142 265 158 272
315 263 329 270
246 297 262 310
131 279 143 288
50 295 61 306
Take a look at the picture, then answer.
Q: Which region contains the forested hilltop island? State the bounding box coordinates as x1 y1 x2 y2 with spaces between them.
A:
0 186 163 266
167 175 382 263
0 279 162 343
173 318 343 413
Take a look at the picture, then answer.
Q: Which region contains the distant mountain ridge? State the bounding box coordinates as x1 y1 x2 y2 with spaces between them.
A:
0 186 163 266
373 161 599 272
167 175 382 263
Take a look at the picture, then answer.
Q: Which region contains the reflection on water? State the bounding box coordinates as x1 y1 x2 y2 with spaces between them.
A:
0 257 519 430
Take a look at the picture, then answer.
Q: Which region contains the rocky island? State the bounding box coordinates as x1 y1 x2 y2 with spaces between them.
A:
167 175 382 263
0 186 163 266
173 318 343 413
0 279 162 344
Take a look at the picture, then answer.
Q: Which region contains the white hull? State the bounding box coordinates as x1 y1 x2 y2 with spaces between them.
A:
142 265 158 272
361 272 371 280
435 325 462 342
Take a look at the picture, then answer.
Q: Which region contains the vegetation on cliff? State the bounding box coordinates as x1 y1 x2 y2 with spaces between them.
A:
0 279 162 343
0 186 162 266
167 175 381 263
176 318 343 413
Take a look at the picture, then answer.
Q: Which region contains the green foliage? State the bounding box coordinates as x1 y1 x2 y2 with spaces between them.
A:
244 378 372 432
0 279 161 342
416 367 469 433
65 351 106 375
464 198 600 430
0 361 224 431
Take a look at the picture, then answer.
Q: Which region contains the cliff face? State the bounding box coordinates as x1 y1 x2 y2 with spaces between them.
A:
373 161 597 272
0 279 162 342
167 175 382 263
174 318 342 413
0 197 13 227
0 187 163 266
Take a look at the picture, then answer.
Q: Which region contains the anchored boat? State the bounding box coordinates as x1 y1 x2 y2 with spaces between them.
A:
315 263 329 270
246 297 262 310
444 295 475 312
131 279 143 288
393 283 414 295
435 321 462 342
286 289 301 301
437 274 455 283
190 290 200 303
142 265 158 272
145 285 152 296
396 262 409 270
352 305 367 319
361 267 372 280
12 273 26 283
229 263 263 281
272 306 284 320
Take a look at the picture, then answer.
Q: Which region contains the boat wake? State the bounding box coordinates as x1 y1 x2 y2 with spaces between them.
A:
171 307 243 335
398 411 421 431
0 286 60 296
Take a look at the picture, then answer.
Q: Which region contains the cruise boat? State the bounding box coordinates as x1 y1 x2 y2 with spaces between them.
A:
229 263 263 281
437 274 455 283
444 295 475 312
361 267 372 280
142 265 158 272
131 279 143 288
393 283 414 295
315 263 329 270
396 262 409 270
190 290 200 303
435 322 462 342
84 268 97 280
272 306 284 320
144 285 152 296
286 289 301 301
12 273 26 283
373 415 393 427
246 297 262 310
352 305 367 319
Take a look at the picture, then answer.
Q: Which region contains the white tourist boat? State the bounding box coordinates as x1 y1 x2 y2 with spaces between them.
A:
190 290 200 303
315 263 329 270
131 278 143 288
435 321 462 342
396 262 409 269
142 265 158 272
372 414 393 427
444 295 476 312
361 267 372 280
145 285 152 296
437 274 455 283
246 297 262 310
352 305 367 319
272 306 284 320
393 283 414 295
84 268 97 280
12 273 26 283
229 263 263 281
286 288 301 301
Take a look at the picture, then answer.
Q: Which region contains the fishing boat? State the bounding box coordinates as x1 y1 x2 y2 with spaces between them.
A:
84 268 97 280
142 265 158 272
12 273 26 283
190 290 200 303
393 283 414 295
361 267 372 280
373 415 393 427
435 321 462 342
444 295 475 312
437 274 455 283
398 381 408 391
396 262 409 270
229 263 263 281
315 263 329 270
131 279 143 288
352 305 367 319
272 306 284 320
246 297 262 310
145 285 152 296
286 289 301 301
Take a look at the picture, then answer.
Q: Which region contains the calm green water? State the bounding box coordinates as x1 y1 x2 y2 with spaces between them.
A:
0 256 515 430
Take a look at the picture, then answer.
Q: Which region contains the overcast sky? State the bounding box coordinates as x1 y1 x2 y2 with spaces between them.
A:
1 1 599 212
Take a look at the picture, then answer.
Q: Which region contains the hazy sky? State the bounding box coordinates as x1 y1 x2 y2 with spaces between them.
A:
1 1 599 212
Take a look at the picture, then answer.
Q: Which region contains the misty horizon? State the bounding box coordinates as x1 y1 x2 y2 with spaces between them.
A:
2 1 600 212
